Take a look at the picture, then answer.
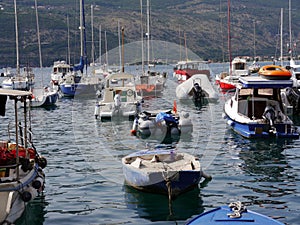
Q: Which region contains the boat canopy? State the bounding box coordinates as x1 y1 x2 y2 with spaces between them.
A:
239 76 293 89
0 89 32 116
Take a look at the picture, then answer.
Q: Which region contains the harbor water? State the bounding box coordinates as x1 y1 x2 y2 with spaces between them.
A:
1 63 299 225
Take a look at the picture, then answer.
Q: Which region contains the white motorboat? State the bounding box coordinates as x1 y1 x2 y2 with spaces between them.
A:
0 89 47 224
2 67 35 91
216 57 250 91
50 60 73 86
173 60 211 83
135 71 167 97
223 76 299 138
94 72 143 121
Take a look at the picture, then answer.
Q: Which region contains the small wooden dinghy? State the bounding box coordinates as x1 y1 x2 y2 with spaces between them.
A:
122 147 210 199
258 65 291 80
186 201 284 225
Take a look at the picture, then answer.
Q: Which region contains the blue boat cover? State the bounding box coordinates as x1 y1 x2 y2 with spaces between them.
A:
155 112 177 123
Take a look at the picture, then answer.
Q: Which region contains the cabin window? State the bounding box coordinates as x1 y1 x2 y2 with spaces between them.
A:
235 63 245 70
258 89 273 96
238 88 253 99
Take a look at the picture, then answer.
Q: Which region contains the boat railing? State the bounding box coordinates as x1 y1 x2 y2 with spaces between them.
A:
7 121 34 150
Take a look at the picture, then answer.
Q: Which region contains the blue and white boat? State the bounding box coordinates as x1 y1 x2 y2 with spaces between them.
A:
29 87 59 108
59 0 102 97
122 147 210 199
186 201 284 225
223 76 299 138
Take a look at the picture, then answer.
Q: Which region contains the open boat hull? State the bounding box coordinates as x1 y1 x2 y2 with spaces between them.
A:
122 149 202 199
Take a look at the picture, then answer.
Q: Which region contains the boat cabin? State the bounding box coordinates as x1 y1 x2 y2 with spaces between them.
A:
235 77 293 120
52 61 71 75
231 57 249 76
102 73 137 104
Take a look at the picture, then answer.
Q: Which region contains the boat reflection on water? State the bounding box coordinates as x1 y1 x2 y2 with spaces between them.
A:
123 185 205 222
15 195 47 225
238 138 294 182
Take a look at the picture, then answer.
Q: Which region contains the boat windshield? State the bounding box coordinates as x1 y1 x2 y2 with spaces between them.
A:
239 88 274 100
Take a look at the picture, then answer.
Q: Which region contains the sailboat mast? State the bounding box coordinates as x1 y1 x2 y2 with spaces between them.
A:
184 32 188 61
99 25 101 64
118 20 122 71
179 26 182 61
289 0 292 57
280 8 283 66
227 0 232 73
105 31 108 67
140 0 144 72
67 15 71 65
79 0 84 58
147 0 150 69
14 0 20 75
253 20 256 58
91 5 95 65
35 0 42 68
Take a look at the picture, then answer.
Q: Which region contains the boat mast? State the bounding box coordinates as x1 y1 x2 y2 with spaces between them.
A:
121 27 125 73
105 31 108 68
140 0 144 72
184 31 188 61
147 0 150 70
67 15 71 65
118 20 122 71
289 0 292 58
227 0 232 73
179 26 182 61
79 0 88 74
99 25 101 65
14 0 20 75
253 20 256 59
280 8 283 66
91 5 95 66
35 0 42 68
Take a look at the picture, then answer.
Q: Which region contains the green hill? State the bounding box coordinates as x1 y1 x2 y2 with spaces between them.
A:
0 0 299 67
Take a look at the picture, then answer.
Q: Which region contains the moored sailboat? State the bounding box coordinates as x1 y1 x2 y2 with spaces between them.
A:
59 0 103 97
2 1 34 91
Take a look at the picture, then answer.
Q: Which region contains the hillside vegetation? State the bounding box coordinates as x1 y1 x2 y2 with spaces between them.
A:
0 0 299 67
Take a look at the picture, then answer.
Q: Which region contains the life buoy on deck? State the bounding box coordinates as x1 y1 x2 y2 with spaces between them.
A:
258 65 291 80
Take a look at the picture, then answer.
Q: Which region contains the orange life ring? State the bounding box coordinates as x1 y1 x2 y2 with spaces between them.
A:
258 65 291 80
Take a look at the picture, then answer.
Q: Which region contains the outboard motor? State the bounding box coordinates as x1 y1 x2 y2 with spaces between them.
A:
286 87 300 112
262 106 276 126
192 83 205 103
